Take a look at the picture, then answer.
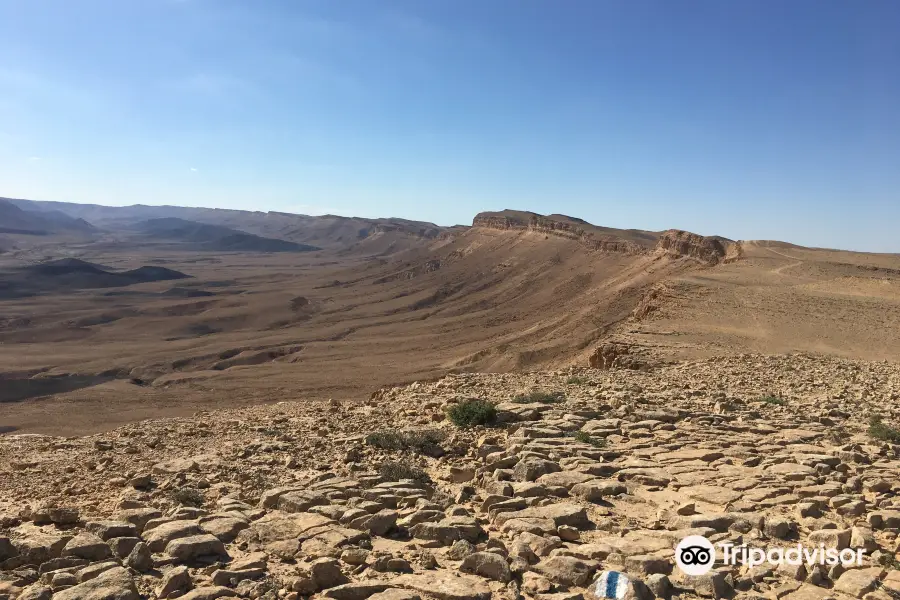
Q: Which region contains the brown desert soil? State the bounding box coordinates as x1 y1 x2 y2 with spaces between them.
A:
2 217 900 436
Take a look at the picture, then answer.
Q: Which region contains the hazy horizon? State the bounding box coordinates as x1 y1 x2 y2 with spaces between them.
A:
8 195 900 255
2 1 899 251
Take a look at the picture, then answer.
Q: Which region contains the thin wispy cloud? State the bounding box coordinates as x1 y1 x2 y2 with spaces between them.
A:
28 156 41 161
190 167 198 172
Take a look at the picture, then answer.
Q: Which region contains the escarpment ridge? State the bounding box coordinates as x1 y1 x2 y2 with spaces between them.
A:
472 210 732 264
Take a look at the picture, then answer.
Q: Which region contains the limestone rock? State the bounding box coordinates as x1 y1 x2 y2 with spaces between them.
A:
157 565 192 599
53 567 139 600
834 568 884 598
390 572 492 600
534 556 600 586
166 534 228 562
62 532 112 561
459 551 512 582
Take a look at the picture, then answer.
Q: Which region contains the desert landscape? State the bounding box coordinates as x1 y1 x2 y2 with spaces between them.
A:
1 198 898 600
3 199 900 435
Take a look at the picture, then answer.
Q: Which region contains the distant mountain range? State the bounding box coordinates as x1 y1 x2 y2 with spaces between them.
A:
131 217 320 253
0 198 96 235
5 198 448 252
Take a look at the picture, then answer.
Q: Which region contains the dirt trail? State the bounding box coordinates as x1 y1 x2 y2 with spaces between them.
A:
754 242 806 275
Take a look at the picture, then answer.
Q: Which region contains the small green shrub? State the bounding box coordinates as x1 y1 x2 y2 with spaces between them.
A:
171 487 205 507
566 376 588 385
366 430 405 450
378 461 429 483
757 395 786 406
447 399 497 428
826 428 849 445
404 429 446 449
877 552 900 570
366 429 446 455
573 431 606 447
512 390 564 404
869 415 900 444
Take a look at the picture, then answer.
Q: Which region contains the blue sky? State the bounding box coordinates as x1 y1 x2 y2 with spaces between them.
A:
1 1 898 251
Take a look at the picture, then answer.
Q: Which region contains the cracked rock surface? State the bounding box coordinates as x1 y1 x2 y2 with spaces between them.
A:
1 354 899 600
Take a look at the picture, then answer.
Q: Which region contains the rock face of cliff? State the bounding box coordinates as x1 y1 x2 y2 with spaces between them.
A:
653 229 732 264
472 212 651 255
472 211 733 264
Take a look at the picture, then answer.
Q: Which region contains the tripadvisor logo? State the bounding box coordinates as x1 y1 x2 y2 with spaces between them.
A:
676 536 716 576
675 535 865 576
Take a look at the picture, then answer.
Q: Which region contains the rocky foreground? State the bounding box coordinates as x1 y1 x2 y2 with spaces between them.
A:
1 354 899 600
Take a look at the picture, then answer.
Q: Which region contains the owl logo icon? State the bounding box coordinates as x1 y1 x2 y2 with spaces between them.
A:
675 535 716 576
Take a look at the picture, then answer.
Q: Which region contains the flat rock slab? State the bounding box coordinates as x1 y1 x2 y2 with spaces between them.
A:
166 533 228 562
410 517 484 544
499 517 557 536
369 590 422 600
534 555 600 587
143 520 202 552
179 587 237 600
243 512 335 543
321 582 392 600
9 523 71 564
535 471 595 489
152 458 199 475
779 584 836 600
834 568 885 598
278 490 329 513
391 572 492 600
777 429 822 443
494 503 591 530
679 485 744 506
667 513 759 533
655 449 725 463
310 477 363 492
571 481 627 502
300 526 370 557
62 532 112 561
85 521 138 541
594 534 671 556
765 463 816 477
615 467 672 487
53 566 138 600
199 515 249 542
258 486 307 509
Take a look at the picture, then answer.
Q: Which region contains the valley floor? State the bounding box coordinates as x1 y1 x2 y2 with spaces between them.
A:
2 227 900 436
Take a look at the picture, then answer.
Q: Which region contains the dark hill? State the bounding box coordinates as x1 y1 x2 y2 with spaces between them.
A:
133 217 319 252
0 199 52 234
30 258 110 275
0 198 96 235
0 259 190 299
118 265 191 284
